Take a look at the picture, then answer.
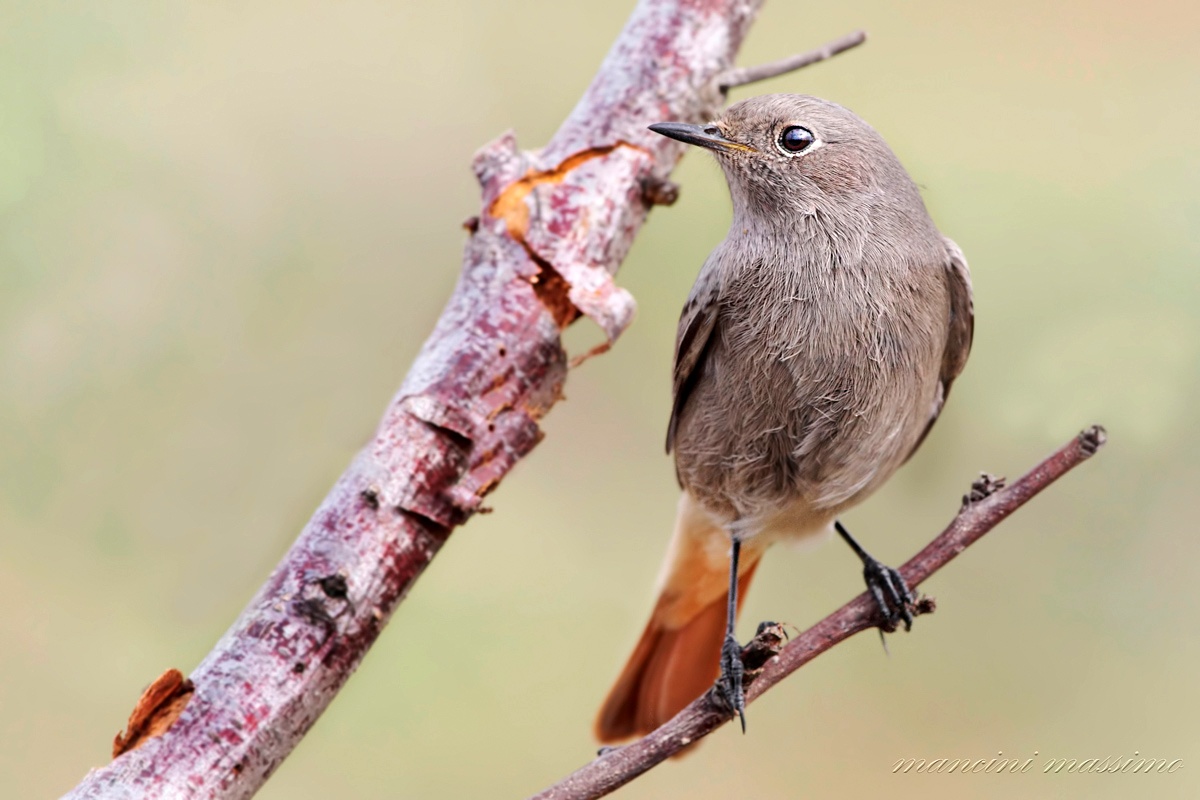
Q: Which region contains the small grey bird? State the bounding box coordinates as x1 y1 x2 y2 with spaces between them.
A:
595 94 973 741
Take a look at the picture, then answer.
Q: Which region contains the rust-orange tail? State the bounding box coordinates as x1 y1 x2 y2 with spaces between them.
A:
594 562 759 742
595 493 765 743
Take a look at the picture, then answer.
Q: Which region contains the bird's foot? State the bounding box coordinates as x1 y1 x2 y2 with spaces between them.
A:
862 555 915 633
716 632 747 732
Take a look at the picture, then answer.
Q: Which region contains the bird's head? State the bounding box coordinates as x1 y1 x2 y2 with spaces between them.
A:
650 94 917 229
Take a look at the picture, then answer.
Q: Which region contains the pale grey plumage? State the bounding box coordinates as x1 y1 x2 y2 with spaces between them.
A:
666 94 973 530
594 93 973 742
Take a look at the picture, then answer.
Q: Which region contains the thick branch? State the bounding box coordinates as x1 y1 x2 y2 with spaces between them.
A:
532 426 1108 800
62 2 775 798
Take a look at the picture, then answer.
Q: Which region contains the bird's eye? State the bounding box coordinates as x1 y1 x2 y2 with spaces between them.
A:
778 126 815 154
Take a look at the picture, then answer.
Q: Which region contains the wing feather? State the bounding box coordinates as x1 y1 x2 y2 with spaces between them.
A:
906 237 974 460
666 269 720 454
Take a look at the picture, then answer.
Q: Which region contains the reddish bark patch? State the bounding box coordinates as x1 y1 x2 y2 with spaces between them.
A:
529 260 579 328
487 142 644 329
112 669 195 758
488 143 633 239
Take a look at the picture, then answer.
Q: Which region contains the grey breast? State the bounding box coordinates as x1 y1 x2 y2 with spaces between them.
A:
670 225 953 522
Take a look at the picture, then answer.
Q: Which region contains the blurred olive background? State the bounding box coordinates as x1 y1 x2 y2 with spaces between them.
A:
2 1 1197 798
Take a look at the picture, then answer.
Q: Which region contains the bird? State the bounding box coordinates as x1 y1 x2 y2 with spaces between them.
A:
594 93 973 742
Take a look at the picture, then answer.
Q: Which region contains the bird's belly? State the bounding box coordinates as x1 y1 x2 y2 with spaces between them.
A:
673 338 935 528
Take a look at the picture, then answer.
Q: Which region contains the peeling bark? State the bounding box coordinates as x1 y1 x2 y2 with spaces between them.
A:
63 1 764 797
111 671 195 759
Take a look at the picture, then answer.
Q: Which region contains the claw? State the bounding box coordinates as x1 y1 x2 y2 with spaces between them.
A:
717 633 746 732
862 557 914 631
835 520 916 635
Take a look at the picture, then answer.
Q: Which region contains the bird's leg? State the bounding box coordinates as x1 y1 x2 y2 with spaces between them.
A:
835 520 914 632
716 537 747 731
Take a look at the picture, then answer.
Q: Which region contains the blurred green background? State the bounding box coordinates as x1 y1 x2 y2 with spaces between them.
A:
2 1 1197 798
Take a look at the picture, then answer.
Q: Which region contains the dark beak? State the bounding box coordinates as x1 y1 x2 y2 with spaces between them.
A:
648 122 755 153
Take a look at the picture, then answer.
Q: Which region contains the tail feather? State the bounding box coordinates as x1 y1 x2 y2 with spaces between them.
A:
594 561 760 742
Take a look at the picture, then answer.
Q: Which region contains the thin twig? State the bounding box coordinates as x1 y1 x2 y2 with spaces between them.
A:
717 29 868 92
531 426 1107 800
